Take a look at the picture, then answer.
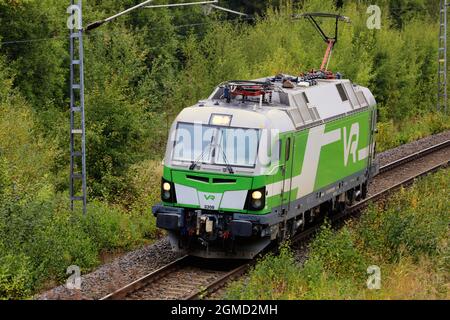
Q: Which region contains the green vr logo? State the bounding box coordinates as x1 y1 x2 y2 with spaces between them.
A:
204 194 216 201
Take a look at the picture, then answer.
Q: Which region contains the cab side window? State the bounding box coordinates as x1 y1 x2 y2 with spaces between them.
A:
278 139 282 160
285 138 291 161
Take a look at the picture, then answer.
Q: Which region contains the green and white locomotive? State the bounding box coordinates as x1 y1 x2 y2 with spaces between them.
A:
153 13 378 259
153 72 378 259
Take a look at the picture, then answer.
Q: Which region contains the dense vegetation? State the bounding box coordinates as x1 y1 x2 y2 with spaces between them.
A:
226 170 449 299
0 0 449 298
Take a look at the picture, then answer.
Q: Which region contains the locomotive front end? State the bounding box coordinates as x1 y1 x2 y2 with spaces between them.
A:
153 106 277 259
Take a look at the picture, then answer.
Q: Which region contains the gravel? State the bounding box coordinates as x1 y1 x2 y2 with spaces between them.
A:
376 131 450 167
37 130 450 300
369 146 449 196
37 238 182 300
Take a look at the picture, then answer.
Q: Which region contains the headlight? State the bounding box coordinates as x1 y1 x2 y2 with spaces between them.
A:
247 187 266 211
252 191 263 200
163 182 171 192
161 179 176 202
162 190 171 200
252 199 263 209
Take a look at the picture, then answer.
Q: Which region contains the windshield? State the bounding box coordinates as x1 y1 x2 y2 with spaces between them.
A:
172 123 260 168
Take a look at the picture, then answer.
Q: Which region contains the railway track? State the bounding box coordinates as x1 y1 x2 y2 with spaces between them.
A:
100 140 449 301
379 140 449 174
100 256 248 300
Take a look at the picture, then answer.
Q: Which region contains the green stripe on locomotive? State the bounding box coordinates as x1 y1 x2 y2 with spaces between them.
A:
162 107 375 215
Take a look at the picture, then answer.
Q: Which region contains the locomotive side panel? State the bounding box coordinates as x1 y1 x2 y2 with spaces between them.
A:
266 108 375 211
313 110 373 193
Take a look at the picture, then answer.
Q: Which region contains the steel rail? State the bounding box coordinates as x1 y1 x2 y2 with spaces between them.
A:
379 139 449 174
186 262 253 300
100 255 189 300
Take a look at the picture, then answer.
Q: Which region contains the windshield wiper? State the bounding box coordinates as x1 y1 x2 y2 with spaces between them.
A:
189 138 214 171
217 144 234 174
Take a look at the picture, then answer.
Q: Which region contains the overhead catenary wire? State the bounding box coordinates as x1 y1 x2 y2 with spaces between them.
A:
173 15 255 29
0 35 68 46
0 10 426 48
0 15 255 47
144 0 218 9
10 3 416 47
85 0 155 31
142 0 248 17
7 2 416 47
86 0 227 32
4 4 439 48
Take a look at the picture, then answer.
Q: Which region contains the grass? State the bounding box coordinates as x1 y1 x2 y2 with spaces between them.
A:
225 169 449 300
376 112 450 152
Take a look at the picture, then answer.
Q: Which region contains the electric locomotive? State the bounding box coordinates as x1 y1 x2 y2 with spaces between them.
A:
152 13 378 259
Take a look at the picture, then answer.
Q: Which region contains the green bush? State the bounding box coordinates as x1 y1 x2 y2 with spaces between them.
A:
226 244 304 300
357 170 450 263
306 223 367 281
80 200 156 251
0 193 157 299
376 112 450 152
0 253 34 300
0 54 158 299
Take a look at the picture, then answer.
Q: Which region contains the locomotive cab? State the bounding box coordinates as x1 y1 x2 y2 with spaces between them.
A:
153 97 290 259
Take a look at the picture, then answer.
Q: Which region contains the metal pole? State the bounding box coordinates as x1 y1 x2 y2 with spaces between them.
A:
104 0 155 23
209 4 248 16
445 0 448 114
438 0 448 114
69 0 87 214
86 0 155 31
